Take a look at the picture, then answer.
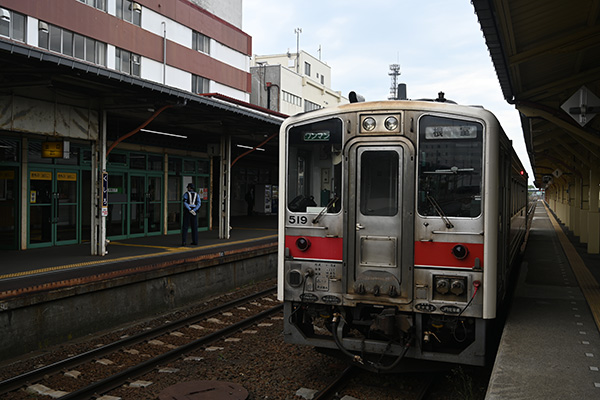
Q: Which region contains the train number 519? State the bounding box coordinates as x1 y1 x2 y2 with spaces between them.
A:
288 215 308 225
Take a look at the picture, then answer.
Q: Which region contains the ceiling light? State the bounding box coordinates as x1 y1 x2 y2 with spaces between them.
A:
236 144 265 151
140 128 187 139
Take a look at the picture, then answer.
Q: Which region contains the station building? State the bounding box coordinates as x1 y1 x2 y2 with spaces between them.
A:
0 0 283 253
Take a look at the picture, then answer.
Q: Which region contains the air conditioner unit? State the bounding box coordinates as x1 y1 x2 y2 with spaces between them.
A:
38 21 49 33
1 8 10 22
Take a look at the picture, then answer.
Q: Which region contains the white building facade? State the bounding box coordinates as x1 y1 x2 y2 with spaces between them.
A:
250 50 348 116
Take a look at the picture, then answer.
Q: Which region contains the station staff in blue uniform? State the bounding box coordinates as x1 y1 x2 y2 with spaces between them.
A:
182 183 201 246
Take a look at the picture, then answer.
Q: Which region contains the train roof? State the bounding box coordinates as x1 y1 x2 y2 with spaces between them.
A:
283 99 498 125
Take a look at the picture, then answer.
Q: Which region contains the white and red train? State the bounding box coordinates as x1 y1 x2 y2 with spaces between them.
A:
277 94 528 370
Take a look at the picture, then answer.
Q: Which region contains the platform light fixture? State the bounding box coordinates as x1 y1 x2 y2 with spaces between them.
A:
236 144 265 151
140 128 187 139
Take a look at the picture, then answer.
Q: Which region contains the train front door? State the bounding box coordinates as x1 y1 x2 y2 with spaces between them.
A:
29 169 79 247
348 143 414 300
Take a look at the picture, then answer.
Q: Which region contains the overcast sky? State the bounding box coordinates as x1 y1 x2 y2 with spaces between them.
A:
242 0 533 181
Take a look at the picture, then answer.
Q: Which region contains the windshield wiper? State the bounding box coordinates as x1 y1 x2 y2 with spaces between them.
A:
424 166 475 174
426 194 454 229
312 195 339 224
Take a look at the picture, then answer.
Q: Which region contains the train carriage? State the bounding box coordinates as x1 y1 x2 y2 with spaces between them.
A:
277 94 528 370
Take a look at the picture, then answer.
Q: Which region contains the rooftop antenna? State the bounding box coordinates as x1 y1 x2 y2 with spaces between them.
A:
388 64 401 100
318 45 322 60
294 27 302 73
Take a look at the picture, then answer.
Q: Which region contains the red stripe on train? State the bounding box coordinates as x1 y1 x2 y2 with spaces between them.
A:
285 236 343 261
414 242 484 269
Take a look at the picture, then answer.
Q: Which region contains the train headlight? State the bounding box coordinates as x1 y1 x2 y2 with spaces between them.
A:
450 279 466 296
435 278 450 295
384 116 399 131
451 244 469 260
362 117 376 131
296 237 311 252
288 269 303 287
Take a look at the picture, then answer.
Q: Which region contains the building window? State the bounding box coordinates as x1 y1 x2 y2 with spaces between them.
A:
38 21 106 66
321 75 325 85
304 62 311 77
0 138 19 162
62 30 73 56
192 31 210 54
192 75 209 94
304 100 322 112
115 48 141 77
282 90 302 107
116 0 141 26
0 8 26 42
77 0 107 12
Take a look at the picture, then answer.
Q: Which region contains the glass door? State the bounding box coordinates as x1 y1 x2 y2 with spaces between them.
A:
55 171 78 244
107 173 127 239
29 170 54 246
147 175 161 234
129 174 146 236
29 169 79 247
129 174 162 237
0 168 18 249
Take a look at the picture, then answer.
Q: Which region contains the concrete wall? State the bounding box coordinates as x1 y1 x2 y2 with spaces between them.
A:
189 0 243 29
0 249 276 361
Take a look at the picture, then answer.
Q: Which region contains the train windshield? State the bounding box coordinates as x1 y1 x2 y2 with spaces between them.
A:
287 118 343 213
418 115 483 218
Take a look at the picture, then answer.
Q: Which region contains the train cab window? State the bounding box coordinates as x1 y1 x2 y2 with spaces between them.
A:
360 150 398 216
418 115 483 218
287 118 343 213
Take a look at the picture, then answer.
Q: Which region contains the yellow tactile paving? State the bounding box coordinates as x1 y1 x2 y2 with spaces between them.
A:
545 202 600 331
0 234 277 281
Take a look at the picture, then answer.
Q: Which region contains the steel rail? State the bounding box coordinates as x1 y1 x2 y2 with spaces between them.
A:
58 303 283 400
313 365 357 400
0 286 276 395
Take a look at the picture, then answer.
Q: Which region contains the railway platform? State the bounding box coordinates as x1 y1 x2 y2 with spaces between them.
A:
0 215 277 298
0 215 278 360
486 201 600 399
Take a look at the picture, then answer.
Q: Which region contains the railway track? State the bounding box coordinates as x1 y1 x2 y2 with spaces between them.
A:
310 365 440 400
0 286 280 399
312 365 357 400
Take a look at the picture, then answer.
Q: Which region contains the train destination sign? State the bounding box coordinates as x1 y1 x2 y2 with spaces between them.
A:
303 131 330 141
425 125 477 139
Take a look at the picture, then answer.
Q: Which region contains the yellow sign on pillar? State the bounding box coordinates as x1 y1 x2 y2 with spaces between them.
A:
42 142 64 158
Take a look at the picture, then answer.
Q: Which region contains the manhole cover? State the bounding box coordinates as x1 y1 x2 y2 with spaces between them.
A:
158 380 248 400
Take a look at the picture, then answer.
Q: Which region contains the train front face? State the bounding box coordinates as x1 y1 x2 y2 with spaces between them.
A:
278 102 491 369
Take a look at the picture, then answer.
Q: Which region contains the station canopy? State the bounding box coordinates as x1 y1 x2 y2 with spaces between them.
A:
0 40 284 158
473 0 600 188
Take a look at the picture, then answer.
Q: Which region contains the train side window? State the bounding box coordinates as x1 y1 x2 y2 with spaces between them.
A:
417 115 483 218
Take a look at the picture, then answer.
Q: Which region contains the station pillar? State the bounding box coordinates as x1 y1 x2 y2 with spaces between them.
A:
571 179 581 236
91 111 108 256
561 182 570 226
588 168 599 254
580 172 590 244
218 135 231 239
